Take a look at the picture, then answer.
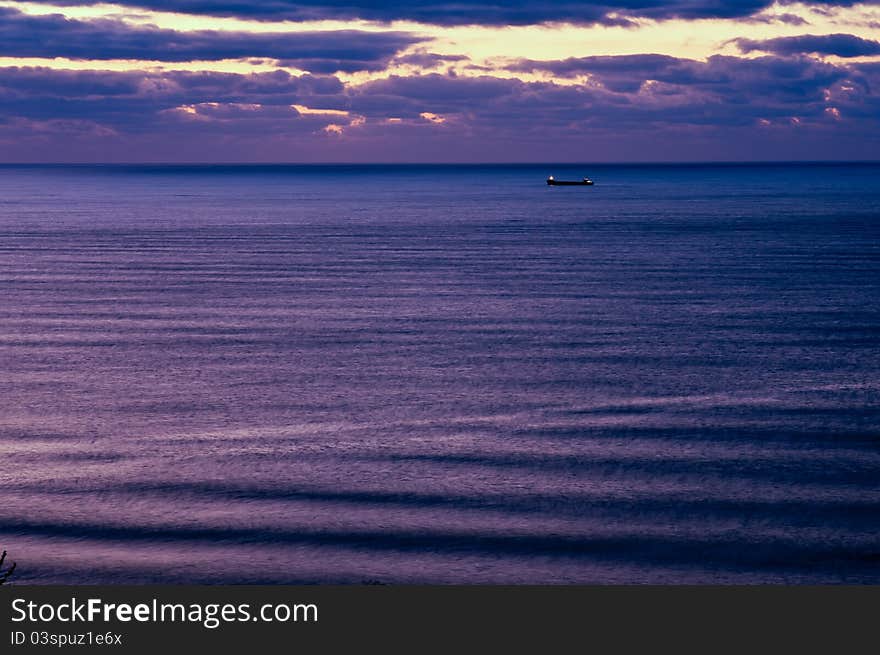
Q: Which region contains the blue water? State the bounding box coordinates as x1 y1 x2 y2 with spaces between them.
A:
1 163 878 583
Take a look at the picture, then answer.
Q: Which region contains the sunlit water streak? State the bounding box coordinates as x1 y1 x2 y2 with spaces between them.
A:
1 163 878 583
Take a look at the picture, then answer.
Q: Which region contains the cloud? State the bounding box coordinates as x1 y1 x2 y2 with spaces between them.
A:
391 51 470 69
14 0 866 26
0 54 866 131
741 12 809 25
734 34 880 58
0 7 421 72
342 56 859 132
1 51 878 161
509 53 847 100
0 67 347 129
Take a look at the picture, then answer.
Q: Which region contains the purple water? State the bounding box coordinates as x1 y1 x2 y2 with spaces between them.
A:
1 163 879 583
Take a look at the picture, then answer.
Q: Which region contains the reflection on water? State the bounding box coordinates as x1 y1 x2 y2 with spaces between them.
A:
1 164 879 583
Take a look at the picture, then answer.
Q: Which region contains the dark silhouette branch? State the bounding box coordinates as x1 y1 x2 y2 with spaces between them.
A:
0 550 16 585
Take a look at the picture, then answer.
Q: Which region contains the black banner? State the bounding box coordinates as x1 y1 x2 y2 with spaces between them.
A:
1 586 876 653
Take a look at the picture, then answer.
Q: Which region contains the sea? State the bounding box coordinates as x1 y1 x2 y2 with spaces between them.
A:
1 162 878 584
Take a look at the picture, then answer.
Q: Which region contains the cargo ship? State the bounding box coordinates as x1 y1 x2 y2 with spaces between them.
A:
547 176 593 186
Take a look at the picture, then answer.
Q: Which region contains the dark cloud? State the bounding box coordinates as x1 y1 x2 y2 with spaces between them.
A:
16 0 865 26
392 51 470 68
510 54 687 88
0 7 421 72
734 34 880 57
509 54 846 99
0 67 346 130
342 55 859 130
0 54 867 130
1 50 878 161
742 12 809 25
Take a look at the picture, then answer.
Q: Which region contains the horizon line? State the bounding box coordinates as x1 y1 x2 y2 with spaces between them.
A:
2 160 880 167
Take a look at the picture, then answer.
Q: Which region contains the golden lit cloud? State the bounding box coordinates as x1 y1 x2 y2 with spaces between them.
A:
291 104 349 117
3 0 879 77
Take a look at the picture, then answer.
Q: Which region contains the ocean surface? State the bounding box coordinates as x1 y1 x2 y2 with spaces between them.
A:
1 162 878 584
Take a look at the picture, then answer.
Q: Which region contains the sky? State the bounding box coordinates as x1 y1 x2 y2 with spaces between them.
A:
0 0 878 161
